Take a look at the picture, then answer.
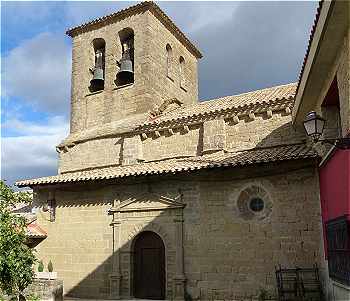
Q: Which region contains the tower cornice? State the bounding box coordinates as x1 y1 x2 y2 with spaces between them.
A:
66 1 202 59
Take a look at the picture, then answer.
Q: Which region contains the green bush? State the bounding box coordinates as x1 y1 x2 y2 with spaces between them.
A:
47 260 53 273
26 293 40 301
37 261 44 273
0 180 36 299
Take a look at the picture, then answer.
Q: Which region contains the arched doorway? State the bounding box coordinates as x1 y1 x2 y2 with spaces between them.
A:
133 231 165 299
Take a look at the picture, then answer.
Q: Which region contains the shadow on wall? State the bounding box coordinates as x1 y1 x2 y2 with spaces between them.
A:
37 184 186 300
254 120 306 149
37 120 319 300
67 202 179 300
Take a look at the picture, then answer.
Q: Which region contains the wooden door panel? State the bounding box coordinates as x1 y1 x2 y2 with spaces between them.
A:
134 232 165 299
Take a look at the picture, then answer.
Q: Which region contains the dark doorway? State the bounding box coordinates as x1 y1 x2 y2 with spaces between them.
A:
133 231 165 299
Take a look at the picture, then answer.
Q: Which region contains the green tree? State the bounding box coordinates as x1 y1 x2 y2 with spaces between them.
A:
0 180 36 300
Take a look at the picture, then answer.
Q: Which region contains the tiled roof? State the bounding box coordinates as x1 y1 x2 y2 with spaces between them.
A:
16 143 318 188
27 222 47 239
139 82 297 131
59 83 297 146
66 1 202 59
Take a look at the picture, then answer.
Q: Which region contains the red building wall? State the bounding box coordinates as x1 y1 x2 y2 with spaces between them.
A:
320 149 350 221
319 149 350 257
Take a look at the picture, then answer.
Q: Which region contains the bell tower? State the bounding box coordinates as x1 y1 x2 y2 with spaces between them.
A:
66 1 202 134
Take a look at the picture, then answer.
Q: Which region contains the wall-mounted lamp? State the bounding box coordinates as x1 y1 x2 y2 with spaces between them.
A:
303 111 350 149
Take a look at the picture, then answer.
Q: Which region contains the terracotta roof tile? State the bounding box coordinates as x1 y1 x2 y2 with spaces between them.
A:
16 143 318 188
27 222 47 239
59 83 297 146
139 82 297 131
296 1 323 96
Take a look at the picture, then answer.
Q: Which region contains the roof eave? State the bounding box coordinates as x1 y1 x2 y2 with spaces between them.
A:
293 0 348 125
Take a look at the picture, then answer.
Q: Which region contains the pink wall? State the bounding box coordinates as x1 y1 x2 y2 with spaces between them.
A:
319 149 350 221
319 149 350 257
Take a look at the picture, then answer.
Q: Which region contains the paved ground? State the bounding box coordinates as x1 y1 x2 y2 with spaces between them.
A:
63 297 166 301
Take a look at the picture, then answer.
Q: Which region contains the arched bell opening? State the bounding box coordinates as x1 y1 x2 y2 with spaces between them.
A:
89 38 106 92
132 231 166 300
115 27 134 87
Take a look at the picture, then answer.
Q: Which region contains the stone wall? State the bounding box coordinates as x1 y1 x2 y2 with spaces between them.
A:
59 109 305 173
33 160 322 300
336 28 350 136
69 10 198 134
314 27 350 141
25 280 63 301
58 137 122 173
34 188 113 298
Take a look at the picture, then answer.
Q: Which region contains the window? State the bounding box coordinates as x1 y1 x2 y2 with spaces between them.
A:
179 56 185 90
326 215 350 285
115 28 134 87
166 44 173 79
249 198 264 212
236 185 272 221
89 38 106 92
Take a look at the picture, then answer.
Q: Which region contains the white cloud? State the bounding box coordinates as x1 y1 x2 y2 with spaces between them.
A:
1 117 69 186
2 116 68 136
185 3 239 33
2 32 71 115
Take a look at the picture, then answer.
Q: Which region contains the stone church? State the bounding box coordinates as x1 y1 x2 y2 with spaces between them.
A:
17 2 324 300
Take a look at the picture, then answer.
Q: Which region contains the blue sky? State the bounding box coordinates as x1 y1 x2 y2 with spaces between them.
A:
1 1 318 187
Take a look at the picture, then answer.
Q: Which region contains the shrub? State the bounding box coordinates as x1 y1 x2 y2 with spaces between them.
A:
47 261 53 273
0 180 36 299
26 293 40 301
37 261 44 273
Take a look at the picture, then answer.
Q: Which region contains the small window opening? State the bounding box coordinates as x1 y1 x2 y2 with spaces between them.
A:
89 38 105 92
166 44 173 79
249 198 264 212
179 56 186 90
115 28 134 86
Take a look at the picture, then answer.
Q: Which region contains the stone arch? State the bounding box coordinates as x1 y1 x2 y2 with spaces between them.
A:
125 221 173 252
116 27 134 86
124 222 174 299
89 38 106 92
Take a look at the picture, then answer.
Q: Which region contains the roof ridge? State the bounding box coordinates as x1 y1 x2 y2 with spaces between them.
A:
65 1 202 58
141 96 294 129
296 1 324 97
200 82 297 104
66 1 152 35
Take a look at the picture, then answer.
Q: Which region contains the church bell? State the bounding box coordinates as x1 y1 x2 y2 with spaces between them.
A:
116 42 134 85
90 49 104 89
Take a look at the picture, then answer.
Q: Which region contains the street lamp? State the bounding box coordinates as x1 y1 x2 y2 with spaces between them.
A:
303 111 350 149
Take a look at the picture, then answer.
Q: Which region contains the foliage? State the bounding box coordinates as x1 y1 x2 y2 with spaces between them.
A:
0 180 36 299
47 261 53 273
37 261 44 273
25 293 40 301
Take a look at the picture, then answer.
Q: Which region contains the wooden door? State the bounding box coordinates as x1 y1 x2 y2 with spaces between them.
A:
134 231 165 299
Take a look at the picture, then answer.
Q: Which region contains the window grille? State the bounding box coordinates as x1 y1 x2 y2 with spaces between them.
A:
326 214 350 285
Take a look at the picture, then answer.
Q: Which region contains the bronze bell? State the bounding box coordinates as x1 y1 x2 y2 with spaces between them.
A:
90 49 104 90
116 47 134 85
